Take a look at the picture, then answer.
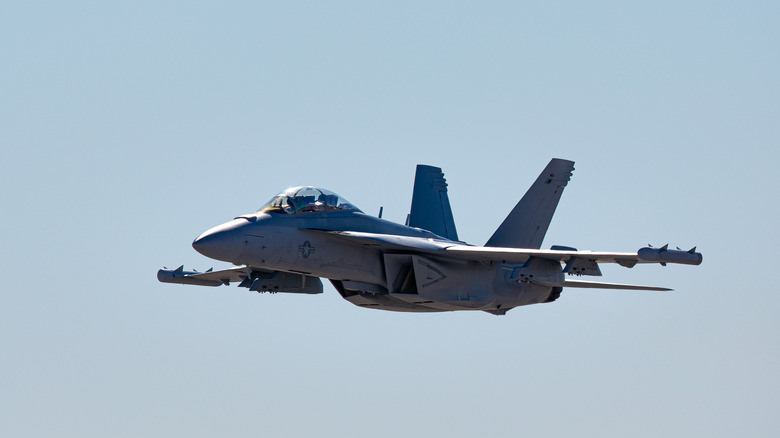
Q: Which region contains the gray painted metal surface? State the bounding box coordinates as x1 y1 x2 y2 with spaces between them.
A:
486 158 574 249
408 165 459 241
158 160 703 315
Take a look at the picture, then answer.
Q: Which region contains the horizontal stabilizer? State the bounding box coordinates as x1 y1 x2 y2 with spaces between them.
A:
534 279 671 291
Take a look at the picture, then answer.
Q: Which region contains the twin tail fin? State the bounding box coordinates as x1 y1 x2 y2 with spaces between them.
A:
486 158 575 249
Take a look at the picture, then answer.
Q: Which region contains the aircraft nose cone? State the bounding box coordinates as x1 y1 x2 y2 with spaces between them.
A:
192 232 222 258
192 219 245 262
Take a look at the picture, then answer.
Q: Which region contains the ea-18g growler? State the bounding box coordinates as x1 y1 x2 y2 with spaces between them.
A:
158 159 702 315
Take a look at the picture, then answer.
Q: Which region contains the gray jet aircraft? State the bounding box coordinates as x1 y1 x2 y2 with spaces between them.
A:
158 159 702 315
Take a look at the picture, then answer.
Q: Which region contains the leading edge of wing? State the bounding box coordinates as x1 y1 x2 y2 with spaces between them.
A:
450 244 702 266
444 245 649 266
307 230 650 266
308 230 455 251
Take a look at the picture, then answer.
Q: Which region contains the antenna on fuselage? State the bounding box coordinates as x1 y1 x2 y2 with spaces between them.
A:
378 207 383 218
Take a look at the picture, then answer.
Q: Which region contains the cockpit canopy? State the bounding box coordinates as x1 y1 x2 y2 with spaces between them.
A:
258 186 362 215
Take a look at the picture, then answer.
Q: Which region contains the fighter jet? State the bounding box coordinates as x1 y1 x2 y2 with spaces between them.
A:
158 159 702 315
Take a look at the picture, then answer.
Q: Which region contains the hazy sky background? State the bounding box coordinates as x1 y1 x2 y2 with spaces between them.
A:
2 1 778 437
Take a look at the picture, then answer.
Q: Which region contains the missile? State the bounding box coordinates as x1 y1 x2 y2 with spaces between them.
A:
156 266 223 286
637 245 703 265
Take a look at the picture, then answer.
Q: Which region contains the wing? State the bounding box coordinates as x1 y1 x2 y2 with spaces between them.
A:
157 265 323 294
309 230 703 268
157 265 245 286
443 245 702 267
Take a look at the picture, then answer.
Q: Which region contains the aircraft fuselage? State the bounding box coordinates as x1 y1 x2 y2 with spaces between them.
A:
192 211 558 313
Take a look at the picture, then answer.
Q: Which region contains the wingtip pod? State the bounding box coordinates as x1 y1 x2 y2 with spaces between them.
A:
157 267 223 286
637 246 703 265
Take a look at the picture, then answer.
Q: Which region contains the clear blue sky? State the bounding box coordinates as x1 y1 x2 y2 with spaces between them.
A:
2 1 778 437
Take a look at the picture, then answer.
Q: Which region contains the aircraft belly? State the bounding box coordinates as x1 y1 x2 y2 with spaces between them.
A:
343 294 447 312
382 256 558 311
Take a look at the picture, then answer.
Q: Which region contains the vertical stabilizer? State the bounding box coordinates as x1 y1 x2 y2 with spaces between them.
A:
485 159 575 249
409 165 459 241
